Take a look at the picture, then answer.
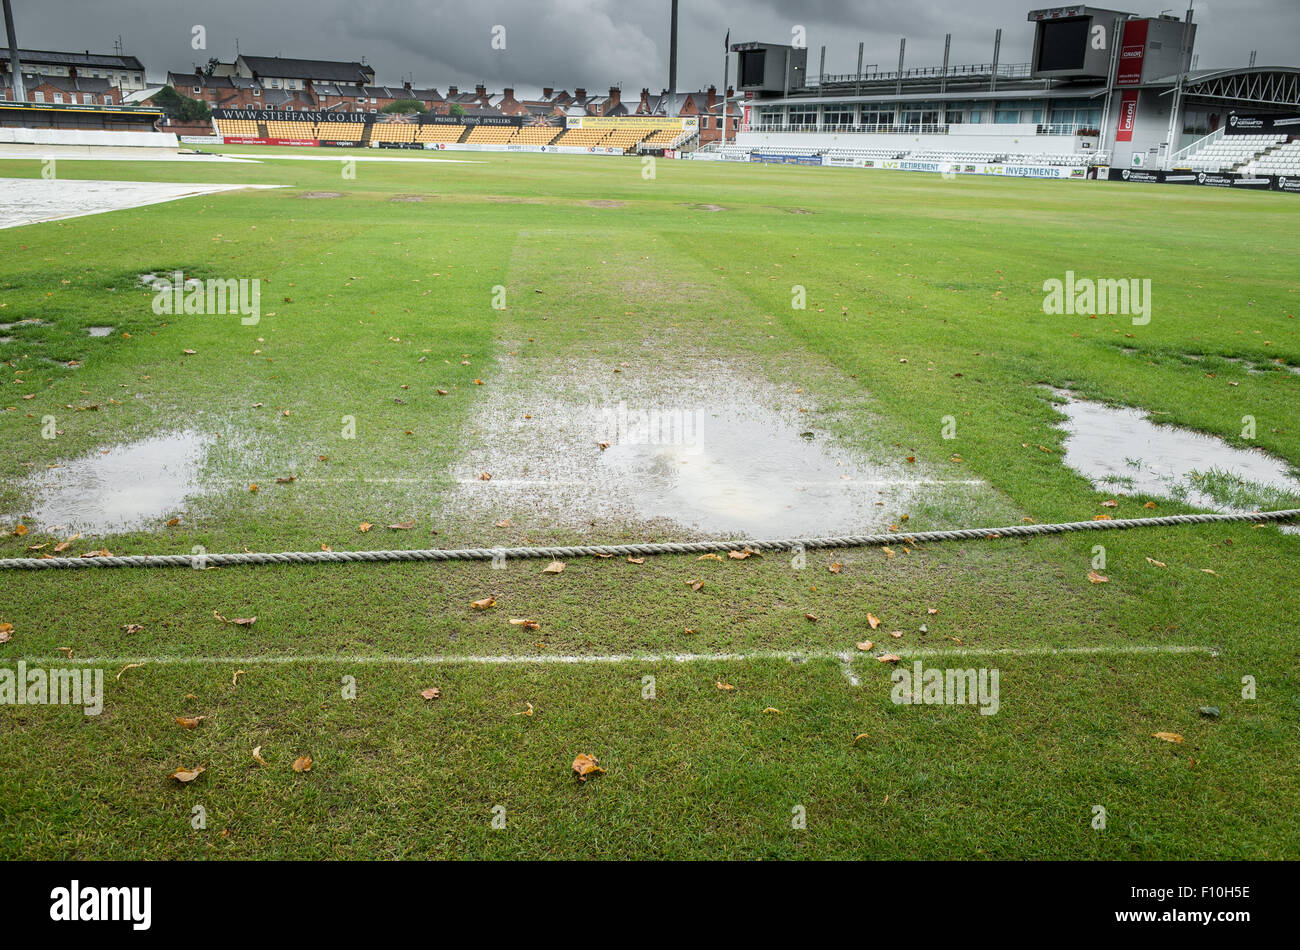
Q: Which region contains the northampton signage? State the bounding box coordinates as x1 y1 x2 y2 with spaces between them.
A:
1224 113 1300 135
1106 167 1292 191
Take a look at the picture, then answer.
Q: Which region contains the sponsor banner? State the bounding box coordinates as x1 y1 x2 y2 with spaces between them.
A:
1116 90 1139 142
1107 168 1280 190
180 135 223 145
1116 19 1148 86
423 113 520 127
565 116 694 130
222 136 320 146
213 109 523 128
751 152 821 165
215 109 365 124
1275 175 1300 194
425 142 625 156
845 159 1087 179
319 140 362 148
374 141 424 149
1224 113 1300 135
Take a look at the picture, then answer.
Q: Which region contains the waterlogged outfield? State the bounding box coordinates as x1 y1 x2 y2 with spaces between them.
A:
0 150 1297 859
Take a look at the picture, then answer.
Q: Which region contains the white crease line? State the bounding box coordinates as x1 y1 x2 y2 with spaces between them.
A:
6 645 1218 666
451 478 990 487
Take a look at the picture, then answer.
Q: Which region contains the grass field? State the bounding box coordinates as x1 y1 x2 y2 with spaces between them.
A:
0 148 1297 859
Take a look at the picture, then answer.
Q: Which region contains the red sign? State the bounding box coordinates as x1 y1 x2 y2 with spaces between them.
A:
1115 90 1139 142
1116 19 1148 86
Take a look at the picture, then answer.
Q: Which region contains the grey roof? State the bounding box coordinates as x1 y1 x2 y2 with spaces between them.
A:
2 71 114 93
239 55 372 83
169 72 238 89
3 48 144 71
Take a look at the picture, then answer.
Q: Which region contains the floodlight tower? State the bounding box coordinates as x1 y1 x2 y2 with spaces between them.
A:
3 0 25 103
667 0 678 116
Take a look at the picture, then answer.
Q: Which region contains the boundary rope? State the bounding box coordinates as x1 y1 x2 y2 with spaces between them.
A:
1 509 1296 571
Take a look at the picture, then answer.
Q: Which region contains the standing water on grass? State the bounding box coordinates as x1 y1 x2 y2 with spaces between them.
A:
1049 390 1300 513
449 358 991 537
13 431 212 535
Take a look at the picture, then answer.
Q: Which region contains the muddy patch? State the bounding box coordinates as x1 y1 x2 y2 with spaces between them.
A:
86 326 114 337
390 194 430 203
298 191 344 199
13 431 213 535
773 206 814 214
447 357 973 538
683 203 726 212
0 319 51 331
1048 389 1300 511
584 200 627 208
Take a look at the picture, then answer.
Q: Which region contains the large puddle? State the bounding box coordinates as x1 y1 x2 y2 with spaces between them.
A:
448 358 982 537
1050 390 1300 512
14 431 211 535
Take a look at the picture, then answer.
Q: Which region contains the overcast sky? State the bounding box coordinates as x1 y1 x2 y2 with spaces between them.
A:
9 0 1298 96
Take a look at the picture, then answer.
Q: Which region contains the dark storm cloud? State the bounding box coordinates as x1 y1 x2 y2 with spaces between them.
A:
8 0 1298 94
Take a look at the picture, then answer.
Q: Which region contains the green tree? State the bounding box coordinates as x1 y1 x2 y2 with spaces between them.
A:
448 102 466 118
152 85 212 122
381 99 426 114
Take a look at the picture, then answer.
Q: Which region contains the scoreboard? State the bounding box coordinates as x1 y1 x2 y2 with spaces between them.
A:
1028 6 1132 80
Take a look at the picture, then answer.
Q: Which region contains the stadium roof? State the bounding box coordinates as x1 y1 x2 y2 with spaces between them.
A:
1 48 144 71
238 55 372 83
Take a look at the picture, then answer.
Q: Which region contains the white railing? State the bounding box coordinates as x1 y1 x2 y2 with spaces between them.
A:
1168 126 1224 168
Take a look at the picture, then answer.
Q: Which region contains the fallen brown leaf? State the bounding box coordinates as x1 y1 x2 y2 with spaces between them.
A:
169 765 205 783
867 613 881 630
252 746 268 766
542 560 565 574
856 640 874 652
292 755 313 773
176 716 206 729
214 611 256 626
470 596 496 609
420 687 441 700
626 556 645 564
1087 570 1109 584
1152 732 1184 743
572 753 605 781
715 680 735 691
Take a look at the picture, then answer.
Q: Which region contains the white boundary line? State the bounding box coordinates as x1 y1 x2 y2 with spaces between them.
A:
6 645 1218 666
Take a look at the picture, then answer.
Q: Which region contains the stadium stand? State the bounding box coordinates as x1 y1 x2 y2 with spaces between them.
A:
464 125 514 144
1173 134 1287 172
1245 140 1300 176
369 123 419 144
415 124 467 143
509 126 562 145
551 127 614 148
